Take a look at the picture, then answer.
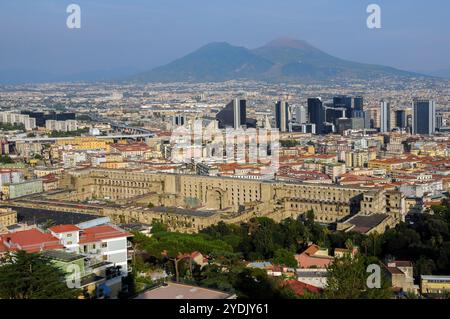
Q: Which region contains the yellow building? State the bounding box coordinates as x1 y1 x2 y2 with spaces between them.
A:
56 137 112 152
420 275 450 295
0 208 17 230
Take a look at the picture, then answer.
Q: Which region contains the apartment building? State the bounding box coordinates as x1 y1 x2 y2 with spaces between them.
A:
0 112 36 131
45 119 78 132
0 221 132 297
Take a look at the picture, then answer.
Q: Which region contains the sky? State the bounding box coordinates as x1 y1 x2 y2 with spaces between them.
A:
0 0 449 75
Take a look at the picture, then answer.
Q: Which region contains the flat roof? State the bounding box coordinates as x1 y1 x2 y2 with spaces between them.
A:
135 283 234 300
421 275 450 281
346 214 389 233
150 206 218 218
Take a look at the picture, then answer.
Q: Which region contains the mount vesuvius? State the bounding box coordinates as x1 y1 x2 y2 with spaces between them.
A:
131 37 425 83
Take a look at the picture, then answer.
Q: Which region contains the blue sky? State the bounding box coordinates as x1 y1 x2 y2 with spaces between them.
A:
0 0 449 75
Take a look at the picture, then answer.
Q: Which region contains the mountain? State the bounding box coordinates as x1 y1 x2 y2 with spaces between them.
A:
423 68 450 79
132 42 273 83
131 37 425 83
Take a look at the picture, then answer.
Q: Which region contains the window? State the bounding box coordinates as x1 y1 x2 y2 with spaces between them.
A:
67 233 72 237
102 242 107 248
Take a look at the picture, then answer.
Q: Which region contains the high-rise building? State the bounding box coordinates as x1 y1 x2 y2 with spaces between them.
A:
326 107 346 125
333 96 352 110
216 99 247 129
173 114 185 126
353 96 364 112
293 105 307 124
436 113 444 131
275 101 290 132
333 95 364 117
395 110 407 129
353 110 370 129
307 98 325 134
413 99 436 135
337 118 365 134
380 101 391 133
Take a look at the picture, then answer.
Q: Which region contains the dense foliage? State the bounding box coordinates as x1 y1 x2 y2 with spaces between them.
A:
0 123 25 131
131 200 450 299
49 127 89 137
0 251 79 299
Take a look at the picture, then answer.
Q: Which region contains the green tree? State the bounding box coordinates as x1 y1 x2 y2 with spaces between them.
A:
272 248 297 268
234 268 296 299
0 155 14 164
0 251 79 299
135 231 231 282
324 254 392 299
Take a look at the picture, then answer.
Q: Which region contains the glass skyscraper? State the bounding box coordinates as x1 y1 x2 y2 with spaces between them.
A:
413 99 436 135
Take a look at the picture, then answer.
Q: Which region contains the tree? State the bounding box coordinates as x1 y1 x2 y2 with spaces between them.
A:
234 268 296 299
324 253 392 299
0 251 79 299
40 219 56 230
151 220 167 233
0 155 14 164
272 248 297 268
135 231 232 282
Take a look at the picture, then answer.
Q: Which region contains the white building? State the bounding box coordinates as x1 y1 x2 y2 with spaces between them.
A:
0 112 36 131
46 119 78 132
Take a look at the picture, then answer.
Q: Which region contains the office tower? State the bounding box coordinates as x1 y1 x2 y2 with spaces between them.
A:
436 113 444 131
337 118 364 134
307 98 325 134
395 110 407 129
380 101 391 133
333 96 363 118
294 105 307 124
413 99 436 135
21 111 46 127
216 99 247 129
333 96 352 110
352 110 370 129
275 101 290 132
173 114 185 126
326 107 346 125
353 96 364 112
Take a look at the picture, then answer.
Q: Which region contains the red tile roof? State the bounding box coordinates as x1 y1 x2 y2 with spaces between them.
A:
285 280 322 296
111 142 151 153
78 225 131 244
49 225 81 233
0 229 63 253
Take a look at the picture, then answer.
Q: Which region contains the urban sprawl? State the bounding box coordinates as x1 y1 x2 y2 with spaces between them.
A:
0 78 449 299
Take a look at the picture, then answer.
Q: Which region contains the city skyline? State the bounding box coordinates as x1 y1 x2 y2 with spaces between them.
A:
0 1 449 304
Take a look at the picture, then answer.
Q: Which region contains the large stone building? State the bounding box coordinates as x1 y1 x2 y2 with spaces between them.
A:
39 168 406 233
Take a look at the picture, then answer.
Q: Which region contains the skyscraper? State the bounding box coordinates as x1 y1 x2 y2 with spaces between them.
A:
307 98 325 134
380 101 391 133
333 96 352 110
216 99 247 129
353 96 364 112
333 95 363 118
293 105 307 124
413 99 436 135
275 101 290 132
395 110 407 129
173 114 185 126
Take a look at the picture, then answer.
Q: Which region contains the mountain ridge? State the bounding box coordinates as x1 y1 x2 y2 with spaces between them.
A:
131 37 426 83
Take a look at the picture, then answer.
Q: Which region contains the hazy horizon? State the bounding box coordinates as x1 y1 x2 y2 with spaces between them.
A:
0 0 449 77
